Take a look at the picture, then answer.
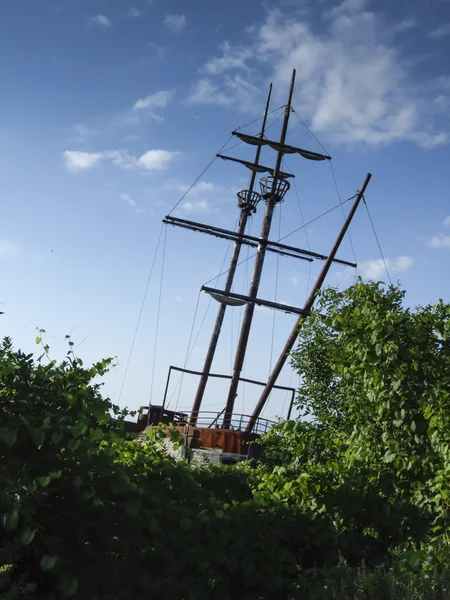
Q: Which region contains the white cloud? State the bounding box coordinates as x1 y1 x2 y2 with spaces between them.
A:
64 149 179 172
72 123 97 139
0 239 21 258
64 151 104 172
187 75 260 112
393 18 417 33
120 193 137 207
138 150 179 170
181 200 210 213
163 14 186 34
133 89 175 111
165 180 216 197
444 215 450 227
338 256 415 280
176 296 183 303
289 276 299 285
428 24 450 39
128 7 143 18
202 42 252 74
88 15 112 29
190 5 449 147
427 234 450 248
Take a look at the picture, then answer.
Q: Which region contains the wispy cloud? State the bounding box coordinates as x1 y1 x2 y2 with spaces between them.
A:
180 200 211 214
127 7 143 18
72 123 98 139
163 14 186 34
338 256 415 280
88 15 112 29
425 216 450 247
189 3 449 148
120 193 137 207
428 23 450 39
289 276 299 285
427 234 450 248
187 75 260 111
63 149 180 172
133 89 175 117
202 42 252 75
393 18 417 33
0 239 21 258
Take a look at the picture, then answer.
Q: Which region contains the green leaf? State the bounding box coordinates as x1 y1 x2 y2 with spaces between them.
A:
35 336 41 345
2 510 19 532
3 428 18 447
58 576 78 599
68 438 80 452
39 475 52 488
21 526 37 545
40 555 57 572
180 517 192 531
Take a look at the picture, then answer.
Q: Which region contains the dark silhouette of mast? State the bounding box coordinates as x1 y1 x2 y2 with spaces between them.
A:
189 84 273 426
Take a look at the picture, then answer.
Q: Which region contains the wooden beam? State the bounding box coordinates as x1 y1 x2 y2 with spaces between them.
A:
202 286 310 316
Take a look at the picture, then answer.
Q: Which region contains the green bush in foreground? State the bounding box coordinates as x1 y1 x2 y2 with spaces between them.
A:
0 336 329 599
1 280 450 598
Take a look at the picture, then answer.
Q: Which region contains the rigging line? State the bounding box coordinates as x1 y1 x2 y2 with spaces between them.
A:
149 224 168 404
222 110 285 155
234 105 286 132
291 106 358 272
174 290 202 411
240 216 252 414
118 223 164 405
329 162 358 268
167 134 233 216
283 158 313 301
291 108 330 157
168 217 239 408
281 369 295 418
278 195 356 243
363 196 393 286
201 194 356 287
268 204 282 376
263 203 282 419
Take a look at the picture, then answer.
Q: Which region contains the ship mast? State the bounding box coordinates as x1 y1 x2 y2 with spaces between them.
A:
163 69 365 433
222 69 296 428
188 83 273 426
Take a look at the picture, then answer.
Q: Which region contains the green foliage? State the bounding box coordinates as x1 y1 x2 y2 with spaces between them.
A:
257 280 450 564
0 336 310 600
2 280 450 598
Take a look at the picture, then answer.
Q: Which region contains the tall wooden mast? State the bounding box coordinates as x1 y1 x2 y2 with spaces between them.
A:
188 84 273 426
222 69 297 428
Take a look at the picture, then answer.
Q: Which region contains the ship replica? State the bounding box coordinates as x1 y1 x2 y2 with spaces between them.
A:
126 69 372 464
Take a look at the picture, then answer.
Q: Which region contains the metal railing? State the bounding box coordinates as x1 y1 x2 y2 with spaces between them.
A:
140 406 276 436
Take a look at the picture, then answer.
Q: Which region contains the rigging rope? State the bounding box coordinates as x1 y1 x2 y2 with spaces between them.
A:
283 157 313 301
174 290 201 411
167 218 238 409
202 195 356 288
291 107 358 274
118 223 164 404
363 197 393 285
167 136 233 216
167 106 286 217
148 225 168 405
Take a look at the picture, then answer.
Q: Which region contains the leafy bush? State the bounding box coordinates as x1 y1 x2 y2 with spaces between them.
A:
0 336 324 599
256 280 450 563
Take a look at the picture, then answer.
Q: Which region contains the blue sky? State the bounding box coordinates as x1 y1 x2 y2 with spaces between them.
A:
1 0 450 421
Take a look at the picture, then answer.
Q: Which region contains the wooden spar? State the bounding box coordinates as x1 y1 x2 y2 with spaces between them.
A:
189 84 273 426
163 216 357 268
201 286 311 316
223 69 297 429
246 173 373 434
